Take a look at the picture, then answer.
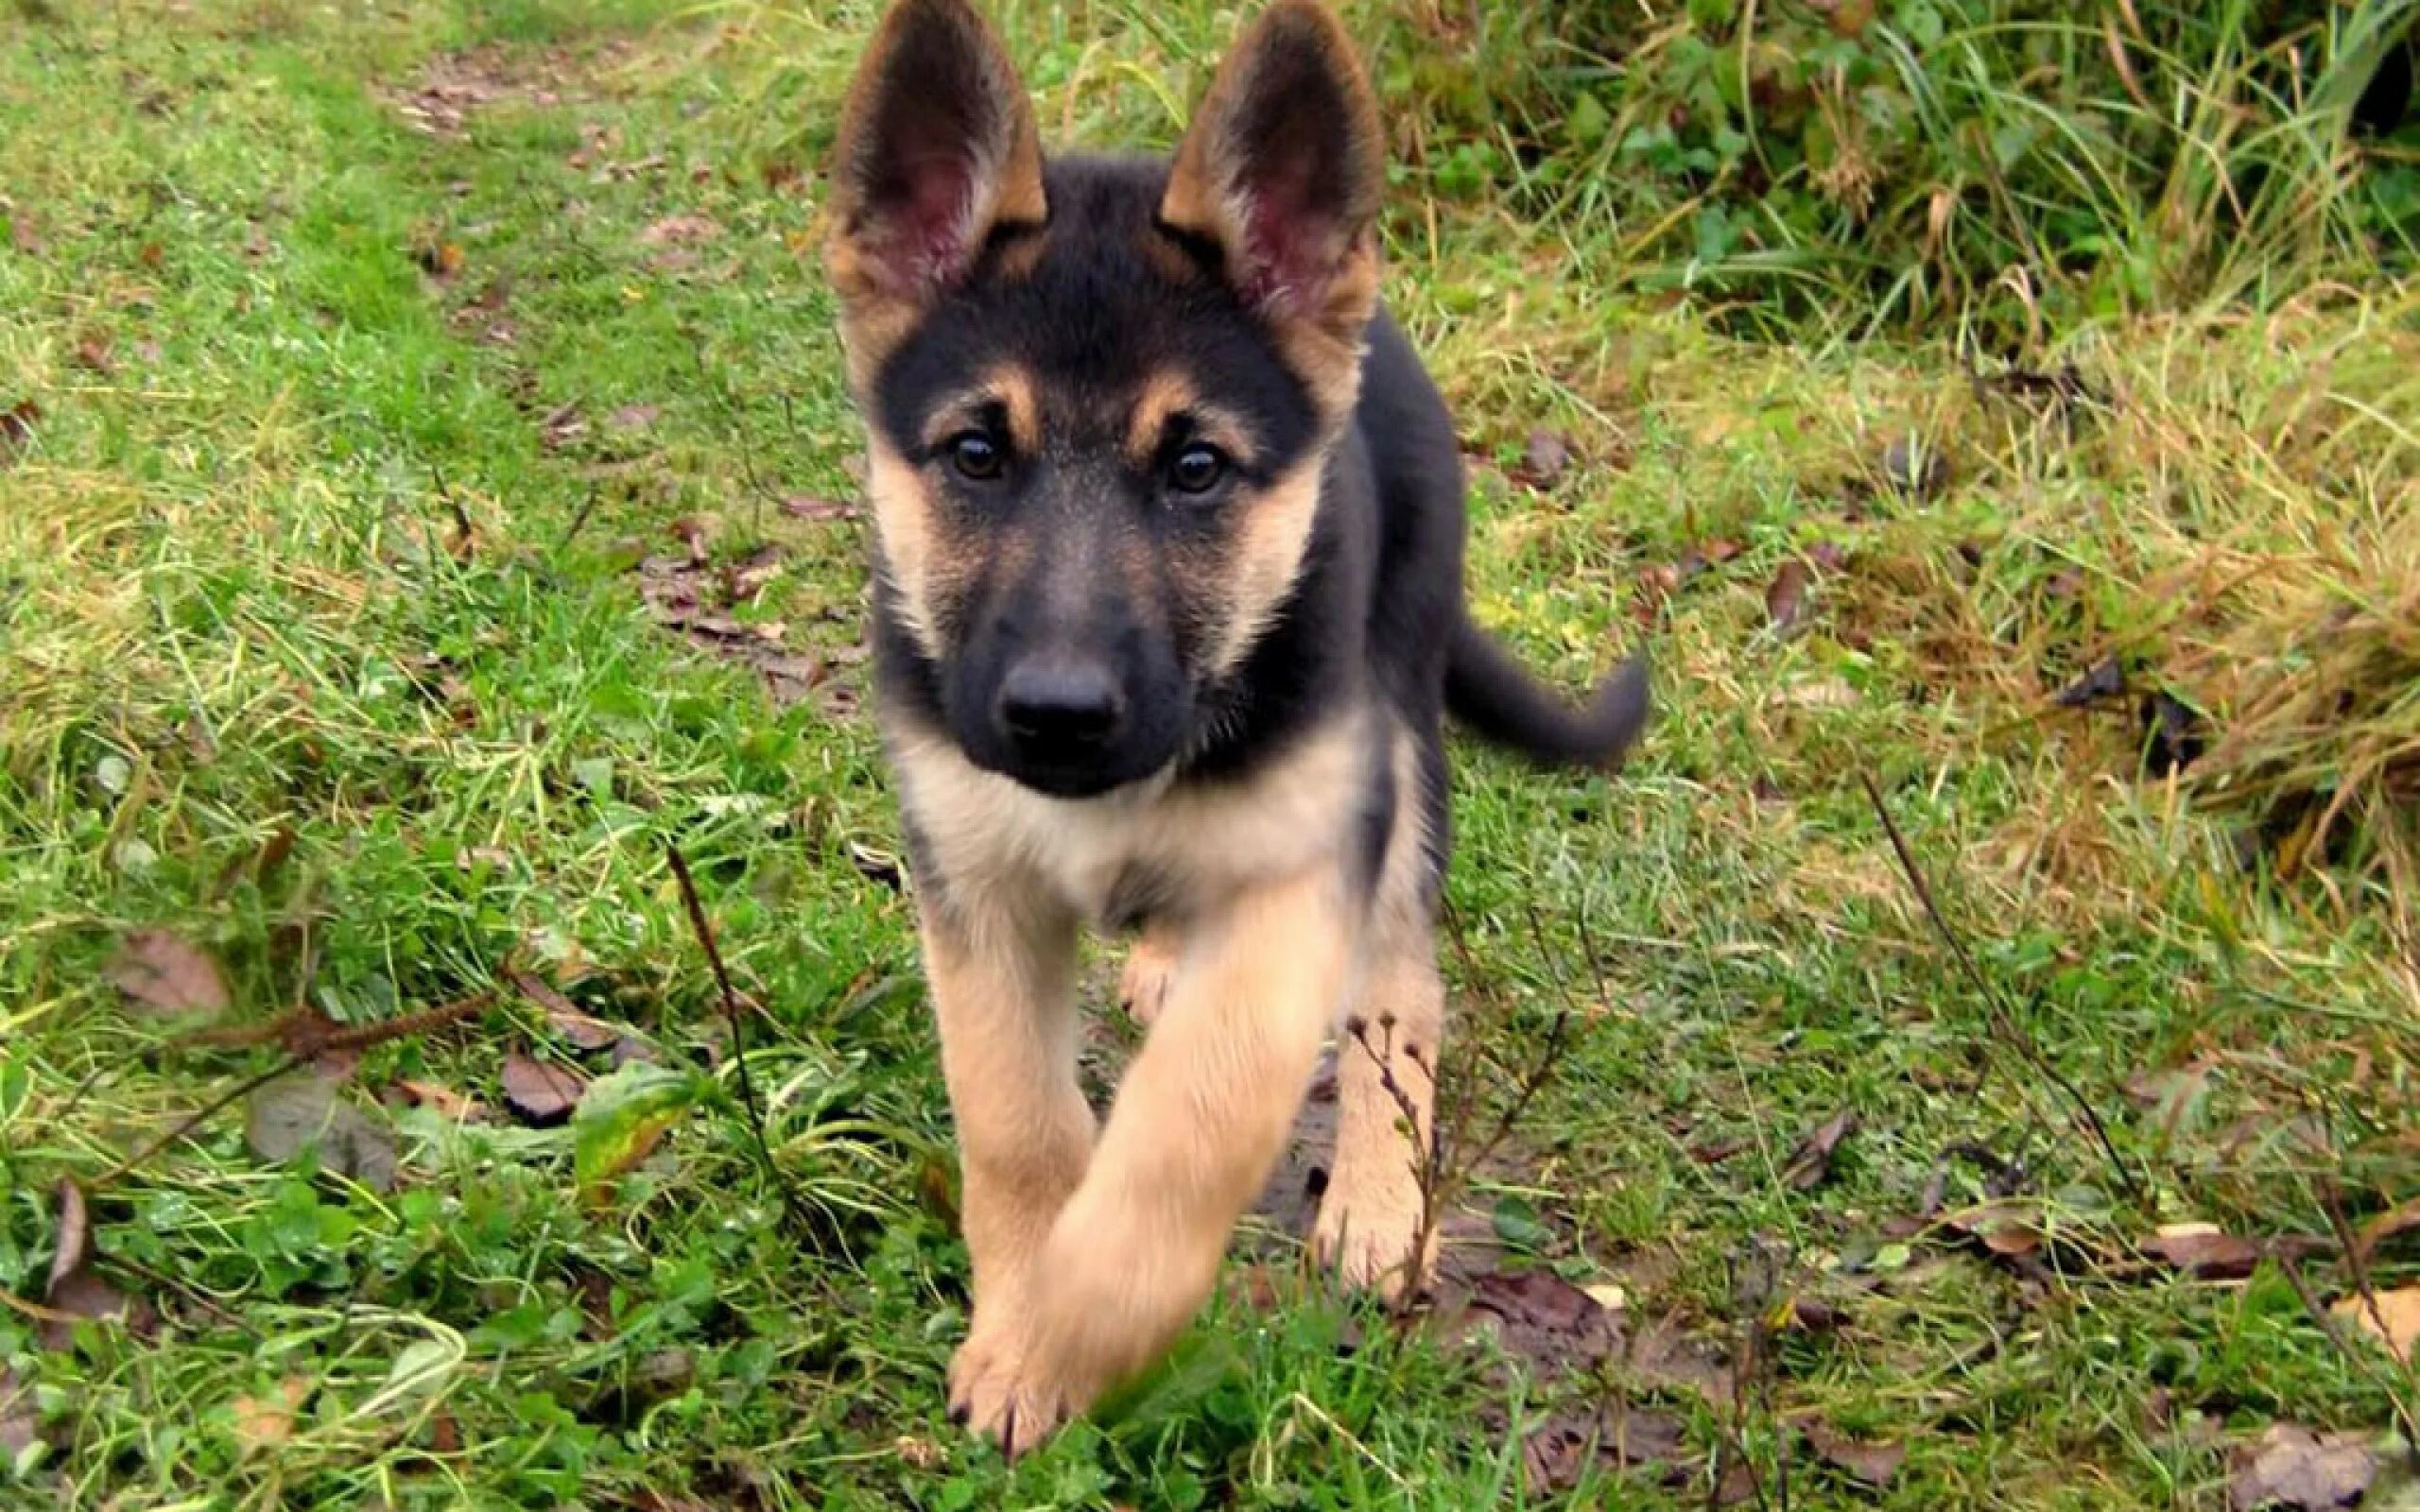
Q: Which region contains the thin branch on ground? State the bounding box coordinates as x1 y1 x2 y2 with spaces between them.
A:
664 842 817 1239
1858 771 2144 1205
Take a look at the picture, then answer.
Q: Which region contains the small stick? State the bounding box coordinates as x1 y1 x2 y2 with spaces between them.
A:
1858 772 2142 1205
664 844 813 1235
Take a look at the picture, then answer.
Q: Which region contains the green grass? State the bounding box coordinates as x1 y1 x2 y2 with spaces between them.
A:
3 1 2416 1507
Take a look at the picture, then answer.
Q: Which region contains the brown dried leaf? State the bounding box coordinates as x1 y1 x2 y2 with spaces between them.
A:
639 215 721 247
42 1179 155 1350
0 398 38 462
231 1375 311 1452
509 968 617 1051
1800 1420 1904 1487
1766 559 1813 635
104 928 231 1017
539 403 587 451
1783 1109 1856 1190
2330 1285 2420 1364
2356 1196 2420 1263
72 330 114 373
501 1053 587 1125
2145 1223 2263 1281
393 1078 486 1122
2228 1424 2375 1510
1522 1404 1685 1494
609 402 659 432
0 1365 35 1458
246 1073 399 1192
1519 428 1572 488
779 494 856 522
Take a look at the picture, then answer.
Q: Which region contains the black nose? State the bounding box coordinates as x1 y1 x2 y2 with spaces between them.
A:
995 659 1126 759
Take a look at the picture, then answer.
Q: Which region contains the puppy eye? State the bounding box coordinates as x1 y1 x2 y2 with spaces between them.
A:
949 432 1005 481
1167 443 1227 495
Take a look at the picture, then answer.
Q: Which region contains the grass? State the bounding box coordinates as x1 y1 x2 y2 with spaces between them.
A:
2 0 2416 1507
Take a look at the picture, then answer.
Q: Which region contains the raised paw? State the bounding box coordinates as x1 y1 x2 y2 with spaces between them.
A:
1116 932 1179 1026
945 1324 1080 1460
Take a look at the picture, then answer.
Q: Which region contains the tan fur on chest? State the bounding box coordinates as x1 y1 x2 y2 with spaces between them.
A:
890 708 1367 924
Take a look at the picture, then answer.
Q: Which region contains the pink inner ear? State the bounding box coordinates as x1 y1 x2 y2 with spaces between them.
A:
1237 151 1337 318
869 149 977 294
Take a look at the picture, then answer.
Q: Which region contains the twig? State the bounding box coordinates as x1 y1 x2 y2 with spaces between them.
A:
1857 772 2143 1205
430 464 474 561
89 1054 305 1190
554 480 602 556
2275 1249 2420 1457
664 843 814 1236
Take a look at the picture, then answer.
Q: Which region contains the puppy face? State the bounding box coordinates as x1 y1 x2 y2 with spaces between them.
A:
825 0 1384 799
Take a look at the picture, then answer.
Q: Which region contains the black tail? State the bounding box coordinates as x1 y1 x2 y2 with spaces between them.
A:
1444 616 1650 771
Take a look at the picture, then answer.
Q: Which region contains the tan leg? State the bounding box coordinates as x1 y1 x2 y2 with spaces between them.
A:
957 865 1357 1454
1314 930 1443 1298
918 892 1098 1440
1115 918 1182 1026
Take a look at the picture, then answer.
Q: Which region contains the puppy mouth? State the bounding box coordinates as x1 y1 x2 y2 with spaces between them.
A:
993 756 1146 800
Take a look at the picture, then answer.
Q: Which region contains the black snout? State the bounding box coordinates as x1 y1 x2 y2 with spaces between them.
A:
994 658 1126 765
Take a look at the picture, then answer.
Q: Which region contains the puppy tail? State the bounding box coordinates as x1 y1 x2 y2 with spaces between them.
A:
1444 615 1651 772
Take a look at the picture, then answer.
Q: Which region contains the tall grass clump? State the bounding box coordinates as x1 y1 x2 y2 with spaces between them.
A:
1376 0 2420 337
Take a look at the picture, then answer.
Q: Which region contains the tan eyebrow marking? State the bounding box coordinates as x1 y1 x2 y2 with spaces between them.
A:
1127 369 1253 469
917 364 1044 455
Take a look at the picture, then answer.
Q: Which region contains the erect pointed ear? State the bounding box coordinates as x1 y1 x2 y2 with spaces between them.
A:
823 0 1046 355
1160 1 1385 345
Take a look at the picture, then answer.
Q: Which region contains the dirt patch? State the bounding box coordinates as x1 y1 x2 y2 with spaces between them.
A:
383 41 631 139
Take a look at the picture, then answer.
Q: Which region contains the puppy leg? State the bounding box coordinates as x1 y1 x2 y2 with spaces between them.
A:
964 866 1356 1453
1115 918 1182 1026
918 892 1098 1443
1314 926 1443 1298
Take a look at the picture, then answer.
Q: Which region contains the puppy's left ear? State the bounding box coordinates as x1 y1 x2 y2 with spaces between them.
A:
1161 1 1385 351
824 0 1046 367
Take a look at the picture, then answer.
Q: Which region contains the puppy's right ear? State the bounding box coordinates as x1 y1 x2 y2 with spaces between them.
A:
823 0 1045 369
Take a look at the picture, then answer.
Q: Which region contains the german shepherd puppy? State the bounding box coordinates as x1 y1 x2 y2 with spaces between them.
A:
824 0 1649 1454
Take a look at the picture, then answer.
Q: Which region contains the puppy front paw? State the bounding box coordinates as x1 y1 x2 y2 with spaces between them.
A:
947 1321 1085 1459
1116 933 1180 1026
1312 1170 1435 1301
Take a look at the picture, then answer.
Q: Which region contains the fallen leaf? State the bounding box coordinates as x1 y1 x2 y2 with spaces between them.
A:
539 403 587 451
1522 1404 1685 1493
571 1062 700 1200
392 1078 486 1122
780 494 856 522
42 1179 155 1350
2053 656 2127 708
1519 428 1572 488
415 241 465 279
0 1364 35 1457
1675 537 1743 583
231 1375 311 1452
609 402 658 432
1783 1109 1856 1191
0 398 38 461
501 1052 587 1125
72 330 114 373
1583 1282 1629 1313
2228 1424 2375 1510
1766 559 1813 635
2331 1285 2420 1363
510 967 617 1052
104 928 231 1017
2146 1223 2263 1280
1799 1420 1905 1487
1806 540 1847 571
1878 435 1948 499
246 1073 399 1191
1467 1269 1618 1367
2139 691 2204 777
639 214 721 247
2356 1196 2420 1263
